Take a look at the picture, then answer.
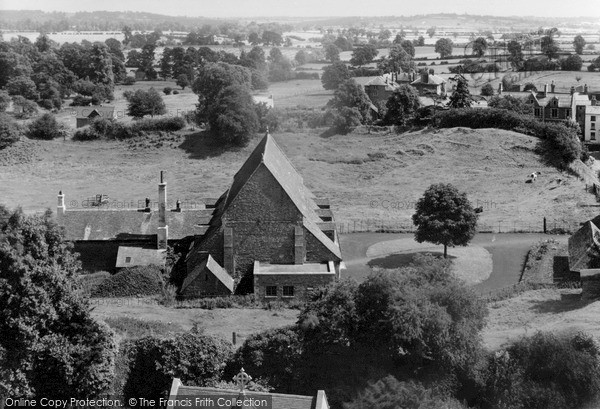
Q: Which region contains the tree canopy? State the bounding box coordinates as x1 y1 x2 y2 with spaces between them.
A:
350 44 378 67
435 38 453 59
0 207 116 398
206 84 259 146
321 62 351 90
447 74 472 109
384 84 422 126
125 88 167 118
412 183 479 258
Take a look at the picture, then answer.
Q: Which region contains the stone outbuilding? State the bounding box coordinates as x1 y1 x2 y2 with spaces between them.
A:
182 132 343 299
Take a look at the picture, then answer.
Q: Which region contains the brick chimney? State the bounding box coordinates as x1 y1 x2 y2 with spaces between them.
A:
543 83 549 97
550 80 555 93
570 86 575 95
498 82 503 95
584 84 589 94
57 190 65 223
157 171 168 250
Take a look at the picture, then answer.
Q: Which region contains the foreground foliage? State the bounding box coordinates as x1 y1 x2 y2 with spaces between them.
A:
0 207 116 398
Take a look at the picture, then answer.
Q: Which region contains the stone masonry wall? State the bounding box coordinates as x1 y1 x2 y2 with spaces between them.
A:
254 273 335 300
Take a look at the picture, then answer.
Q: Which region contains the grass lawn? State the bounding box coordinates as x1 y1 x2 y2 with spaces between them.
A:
91 298 298 346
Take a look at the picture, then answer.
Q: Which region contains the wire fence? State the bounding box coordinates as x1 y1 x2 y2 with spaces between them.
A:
335 218 581 235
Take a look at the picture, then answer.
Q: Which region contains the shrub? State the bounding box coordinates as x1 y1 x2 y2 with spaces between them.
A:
294 71 320 80
71 95 93 106
122 76 136 85
162 87 172 95
77 271 111 294
172 90 179 95
123 330 233 406
90 265 165 297
12 96 38 119
481 331 600 409
26 113 65 140
480 83 494 96
0 113 21 149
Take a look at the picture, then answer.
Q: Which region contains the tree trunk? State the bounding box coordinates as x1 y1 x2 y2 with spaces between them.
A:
444 244 447 258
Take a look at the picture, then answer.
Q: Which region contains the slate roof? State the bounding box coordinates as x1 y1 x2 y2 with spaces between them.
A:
365 76 398 91
180 254 234 293
169 383 328 409
115 246 166 268
61 209 210 241
200 133 341 260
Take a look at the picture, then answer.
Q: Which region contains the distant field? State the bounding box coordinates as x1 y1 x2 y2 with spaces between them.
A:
1 127 597 229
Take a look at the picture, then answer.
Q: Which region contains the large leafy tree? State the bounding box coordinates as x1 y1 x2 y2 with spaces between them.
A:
0 207 116 398
325 43 341 63
541 35 560 60
377 44 414 74
412 183 478 258
206 84 258 146
472 37 488 58
573 35 586 55
328 79 372 123
125 88 167 118
507 40 524 70
435 38 454 58
193 62 252 121
321 61 351 90
384 84 421 126
349 44 378 67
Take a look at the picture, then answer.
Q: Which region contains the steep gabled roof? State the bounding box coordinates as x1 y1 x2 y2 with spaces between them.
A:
214 133 341 260
180 254 234 293
568 221 600 272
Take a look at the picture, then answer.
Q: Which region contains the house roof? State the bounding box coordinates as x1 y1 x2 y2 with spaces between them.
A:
568 220 600 272
205 133 341 260
586 105 600 115
364 76 398 91
168 381 328 409
73 106 115 119
254 261 334 275
61 208 209 241
411 74 446 86
115 246 166 268
180 254 234 292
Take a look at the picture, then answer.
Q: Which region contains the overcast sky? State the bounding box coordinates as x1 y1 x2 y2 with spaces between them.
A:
0 0 598 18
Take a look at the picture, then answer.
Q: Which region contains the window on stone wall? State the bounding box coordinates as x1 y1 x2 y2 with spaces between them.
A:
592 116 597 122
266 286 277 297
125 257 131 263
592 132 596 141
283 286 295 297
534 108 541 117
551 108 558 118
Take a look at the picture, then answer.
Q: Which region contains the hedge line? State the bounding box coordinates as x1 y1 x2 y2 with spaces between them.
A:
91 265 165 297
74 117 186 141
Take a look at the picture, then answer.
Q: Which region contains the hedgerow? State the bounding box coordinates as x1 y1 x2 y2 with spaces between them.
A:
90 265 164 297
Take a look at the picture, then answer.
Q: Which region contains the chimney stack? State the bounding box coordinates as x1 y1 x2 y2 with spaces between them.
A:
584 84 589 94
550 80 555 93
570 86 575 95
498 82 503 95
157 171 168 250
544 83 549 96
57 190 66 223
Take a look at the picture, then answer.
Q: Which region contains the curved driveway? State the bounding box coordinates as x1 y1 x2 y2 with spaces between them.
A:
339 233 569 292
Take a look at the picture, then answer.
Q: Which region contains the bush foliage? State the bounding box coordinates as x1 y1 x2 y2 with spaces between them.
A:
90 265 165 297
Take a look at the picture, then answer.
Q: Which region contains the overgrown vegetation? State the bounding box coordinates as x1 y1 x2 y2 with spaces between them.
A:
432 108 583 168
90 265 165 297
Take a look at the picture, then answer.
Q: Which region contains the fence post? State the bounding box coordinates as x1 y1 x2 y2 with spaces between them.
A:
232 331 237 345
543 217 547 234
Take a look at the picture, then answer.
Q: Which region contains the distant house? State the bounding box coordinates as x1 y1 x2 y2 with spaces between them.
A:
167 369 330 409
182 132 343 299
253 94 274 109
363 75 399 105
411 71 446 96
75 106 116 128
